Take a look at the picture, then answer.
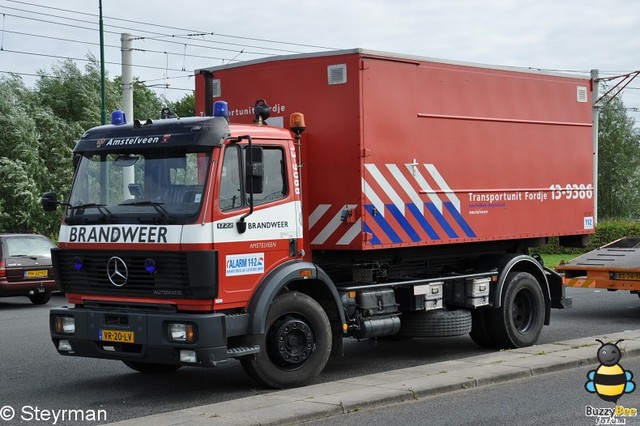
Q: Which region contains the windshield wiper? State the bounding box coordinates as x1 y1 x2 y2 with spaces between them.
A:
65 203 113 224
10 254 39 260
119 200 173 224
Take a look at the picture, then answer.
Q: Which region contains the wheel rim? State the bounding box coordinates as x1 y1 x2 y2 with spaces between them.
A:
511 289 536 333
267 314 315 369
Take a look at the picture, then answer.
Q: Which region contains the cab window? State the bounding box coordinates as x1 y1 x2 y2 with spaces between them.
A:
252 147 286 205
219 145 287 211
219 146 243 211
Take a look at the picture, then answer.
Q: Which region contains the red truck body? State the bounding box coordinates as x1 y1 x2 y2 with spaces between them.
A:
46 49 592 389
195 49 595 253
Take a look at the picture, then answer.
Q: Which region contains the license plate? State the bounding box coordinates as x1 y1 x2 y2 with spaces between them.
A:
24 269 48 279
612 271 640 281
100 329 134 343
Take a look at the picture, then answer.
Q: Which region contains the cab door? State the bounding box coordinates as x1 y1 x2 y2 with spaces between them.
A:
212 140 299 308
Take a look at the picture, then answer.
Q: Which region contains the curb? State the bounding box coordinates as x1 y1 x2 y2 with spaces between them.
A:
108 330 640 425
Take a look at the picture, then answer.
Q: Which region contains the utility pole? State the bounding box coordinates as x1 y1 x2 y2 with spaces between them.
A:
121 33 133 122
99 0 107 125
121 33 135 193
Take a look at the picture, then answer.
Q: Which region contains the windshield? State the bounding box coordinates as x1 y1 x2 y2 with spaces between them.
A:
67 150 210 224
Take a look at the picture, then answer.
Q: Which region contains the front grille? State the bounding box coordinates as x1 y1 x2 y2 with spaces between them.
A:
53 249 217 299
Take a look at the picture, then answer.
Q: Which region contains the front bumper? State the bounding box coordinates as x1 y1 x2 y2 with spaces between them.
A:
50 306 250 367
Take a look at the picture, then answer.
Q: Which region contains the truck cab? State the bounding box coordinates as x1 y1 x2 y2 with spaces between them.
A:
45 107 339 387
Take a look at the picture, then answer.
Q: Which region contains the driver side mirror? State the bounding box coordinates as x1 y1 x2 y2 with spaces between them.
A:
41 192 59 212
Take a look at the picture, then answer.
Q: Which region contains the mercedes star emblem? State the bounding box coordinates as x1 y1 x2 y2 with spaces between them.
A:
107 256 128 287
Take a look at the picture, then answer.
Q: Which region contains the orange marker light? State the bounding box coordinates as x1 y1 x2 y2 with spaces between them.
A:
290 112 306 134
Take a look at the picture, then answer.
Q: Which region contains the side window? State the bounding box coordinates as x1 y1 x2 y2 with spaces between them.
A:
253 147 286 205
220 146 243 211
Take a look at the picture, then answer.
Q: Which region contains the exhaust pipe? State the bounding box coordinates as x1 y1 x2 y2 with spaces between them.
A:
200 70 213 116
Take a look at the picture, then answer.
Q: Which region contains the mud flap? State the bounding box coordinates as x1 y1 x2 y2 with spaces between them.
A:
545 266 572 309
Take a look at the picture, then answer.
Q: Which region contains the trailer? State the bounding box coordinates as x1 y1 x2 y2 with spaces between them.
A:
557 237 640 294
44 49 593 388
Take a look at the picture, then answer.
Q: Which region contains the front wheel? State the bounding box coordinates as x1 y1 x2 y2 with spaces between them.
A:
241 291 332 388
487 272 545 348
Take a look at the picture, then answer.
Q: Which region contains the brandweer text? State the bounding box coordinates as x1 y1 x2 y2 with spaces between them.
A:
69 226 168 243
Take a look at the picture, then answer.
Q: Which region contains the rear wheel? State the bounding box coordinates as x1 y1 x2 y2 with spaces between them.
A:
123 361 181 374
488 272 545 348
241 291 332 388
29 291 51 305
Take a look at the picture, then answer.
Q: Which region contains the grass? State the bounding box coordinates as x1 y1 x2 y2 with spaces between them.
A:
540 253 582 269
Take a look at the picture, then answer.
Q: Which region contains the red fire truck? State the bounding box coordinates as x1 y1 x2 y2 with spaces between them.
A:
44 49 593 388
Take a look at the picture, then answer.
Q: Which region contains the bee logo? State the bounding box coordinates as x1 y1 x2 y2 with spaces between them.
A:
585 339 636 403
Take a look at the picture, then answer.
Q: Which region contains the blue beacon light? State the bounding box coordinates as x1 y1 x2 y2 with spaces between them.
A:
111 110 127 125
213 101 229 121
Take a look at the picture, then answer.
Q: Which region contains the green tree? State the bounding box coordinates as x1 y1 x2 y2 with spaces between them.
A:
0 74 78 235
598 95 640 219
0 58 185 236
166 92 196 118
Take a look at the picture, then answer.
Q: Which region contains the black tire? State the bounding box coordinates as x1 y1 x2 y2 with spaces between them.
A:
240 291 332 389
29 291 51 305
123 361 181 374
487 272 545 348
469 308 498 348
399 309 472 338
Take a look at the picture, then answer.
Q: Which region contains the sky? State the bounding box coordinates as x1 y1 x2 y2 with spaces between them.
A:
1 0 639 119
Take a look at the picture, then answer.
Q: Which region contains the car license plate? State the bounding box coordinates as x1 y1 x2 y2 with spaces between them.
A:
100 329 134 343
24 269 48 278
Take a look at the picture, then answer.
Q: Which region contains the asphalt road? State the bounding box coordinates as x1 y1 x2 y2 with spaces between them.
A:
1 287 639 425
305 355 640 426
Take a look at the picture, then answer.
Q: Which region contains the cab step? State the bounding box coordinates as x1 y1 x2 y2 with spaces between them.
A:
227 345 260 358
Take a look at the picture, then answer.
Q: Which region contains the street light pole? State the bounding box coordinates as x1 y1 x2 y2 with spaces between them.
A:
99 0 107 125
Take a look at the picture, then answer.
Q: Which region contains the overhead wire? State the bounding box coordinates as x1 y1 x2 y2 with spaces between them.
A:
2 1 331 55
1 1 638 103
6 0 336 51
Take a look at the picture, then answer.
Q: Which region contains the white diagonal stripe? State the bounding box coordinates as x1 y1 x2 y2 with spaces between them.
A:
389 164 423 214
362 179 385 217
309 204 331 229
337 218 362 245
426 164 460 211
365 164 404 214
410 165 442 213
312 204 355 245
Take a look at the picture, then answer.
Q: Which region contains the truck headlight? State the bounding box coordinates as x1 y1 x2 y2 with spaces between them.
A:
55 316 75 334
167 323 196 343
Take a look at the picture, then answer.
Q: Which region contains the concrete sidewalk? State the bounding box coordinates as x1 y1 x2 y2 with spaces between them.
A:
109 330 640 426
